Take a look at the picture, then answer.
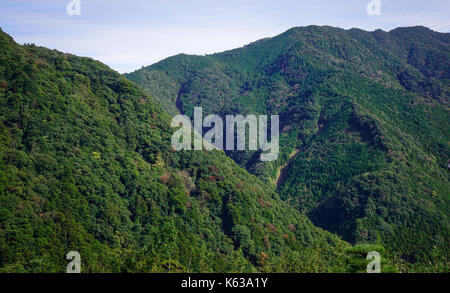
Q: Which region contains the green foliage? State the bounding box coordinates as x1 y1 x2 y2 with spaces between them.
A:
344 244 396 273
128 25 449 271
0 28 356 272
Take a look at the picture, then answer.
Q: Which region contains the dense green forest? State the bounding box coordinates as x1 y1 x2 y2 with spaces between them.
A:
127 25 449 271
0 27 396 273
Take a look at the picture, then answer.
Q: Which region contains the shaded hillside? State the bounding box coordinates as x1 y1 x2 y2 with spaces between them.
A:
0 28 366 272
127 26 449 270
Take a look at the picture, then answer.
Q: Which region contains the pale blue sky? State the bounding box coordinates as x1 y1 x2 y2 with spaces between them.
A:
1 0 449 73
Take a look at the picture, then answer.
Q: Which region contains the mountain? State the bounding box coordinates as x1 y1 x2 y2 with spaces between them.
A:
127 25 449 270
0 27 379 273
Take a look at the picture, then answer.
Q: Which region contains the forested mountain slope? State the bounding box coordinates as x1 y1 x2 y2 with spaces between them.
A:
127 26 450 270
0 28 370 272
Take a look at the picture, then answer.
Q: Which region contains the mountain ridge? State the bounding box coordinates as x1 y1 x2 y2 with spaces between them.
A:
127 25 449 270
0 27 379 272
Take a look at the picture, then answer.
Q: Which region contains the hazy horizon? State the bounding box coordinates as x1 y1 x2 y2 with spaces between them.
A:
1 0 449 73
